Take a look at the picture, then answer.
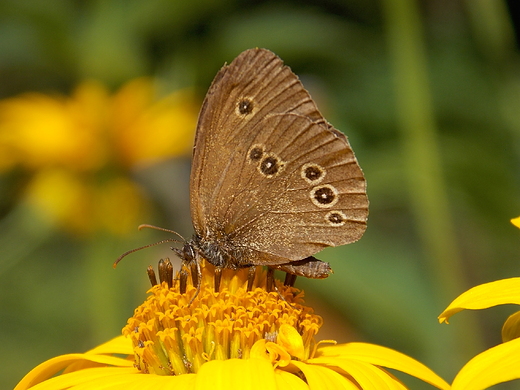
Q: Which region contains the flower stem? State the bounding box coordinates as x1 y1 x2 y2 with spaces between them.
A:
381 0 484 371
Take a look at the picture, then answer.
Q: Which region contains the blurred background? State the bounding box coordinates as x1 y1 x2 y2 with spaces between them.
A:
1 0 520 388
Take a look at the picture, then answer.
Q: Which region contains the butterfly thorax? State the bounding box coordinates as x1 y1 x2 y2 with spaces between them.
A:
188 233 254 270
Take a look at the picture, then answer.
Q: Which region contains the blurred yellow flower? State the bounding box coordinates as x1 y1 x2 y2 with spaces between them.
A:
0 79 198 235
0 82 107 171
511 216 520 229
110 78 197 167
15 261 450 389
436 218 520 389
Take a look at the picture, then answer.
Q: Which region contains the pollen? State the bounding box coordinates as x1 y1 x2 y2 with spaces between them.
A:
122 261 323 376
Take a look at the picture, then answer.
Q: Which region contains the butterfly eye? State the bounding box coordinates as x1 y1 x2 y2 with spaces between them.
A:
248 145 264 162
259 155 284 177
237 98 254 115
325 211 347 226
301 163 326 184
310 184 339 208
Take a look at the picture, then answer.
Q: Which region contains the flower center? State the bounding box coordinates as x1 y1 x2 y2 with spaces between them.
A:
122 260 323 375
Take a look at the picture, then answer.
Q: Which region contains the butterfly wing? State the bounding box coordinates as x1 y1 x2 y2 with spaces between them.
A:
190 48 368 266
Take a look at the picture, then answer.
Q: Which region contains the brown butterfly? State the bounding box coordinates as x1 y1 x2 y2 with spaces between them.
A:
118 48 368 293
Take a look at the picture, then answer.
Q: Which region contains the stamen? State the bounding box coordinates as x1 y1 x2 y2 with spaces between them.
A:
122 259 323 376
147 266 158 286
158 258 174 288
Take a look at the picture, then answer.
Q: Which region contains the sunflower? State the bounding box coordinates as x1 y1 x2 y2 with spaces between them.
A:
16 260 450 389
436 217 520 389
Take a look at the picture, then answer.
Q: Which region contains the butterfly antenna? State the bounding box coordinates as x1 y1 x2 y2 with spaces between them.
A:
113 238 181 268
138 224 186 241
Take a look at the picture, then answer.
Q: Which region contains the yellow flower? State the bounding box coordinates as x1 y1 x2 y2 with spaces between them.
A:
511 216 520 229
0 83 108 171
436 217 520 389
110 78 197 168
0 78 198 235
16 261 450 389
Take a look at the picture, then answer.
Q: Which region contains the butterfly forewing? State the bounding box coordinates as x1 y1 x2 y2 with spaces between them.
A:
191 49 324 228
190 48 368 268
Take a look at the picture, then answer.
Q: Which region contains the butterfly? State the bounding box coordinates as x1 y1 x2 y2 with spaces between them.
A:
117 48 368 294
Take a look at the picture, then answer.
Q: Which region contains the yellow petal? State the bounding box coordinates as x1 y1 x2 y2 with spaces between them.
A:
277 324 305 360
315 342 449 390
16 367 138 390
266 342 293 367
61 336 134 374
451 336 520 390
250 338 293 368
14 354 134 390
75 369 196 389
250 339 270 360
194 358 278 389
511 216 520 228
439 278 520 323
18 366 196 390
86 335 133 355
291 360 359 389
274 370 309 390
308 357 406 389
502 311 520 342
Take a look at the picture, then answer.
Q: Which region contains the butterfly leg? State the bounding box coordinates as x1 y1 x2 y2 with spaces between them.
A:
269 272 296 307
266 268 275 292
284 273 297 287
246 266 256 291
190 262 199 289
